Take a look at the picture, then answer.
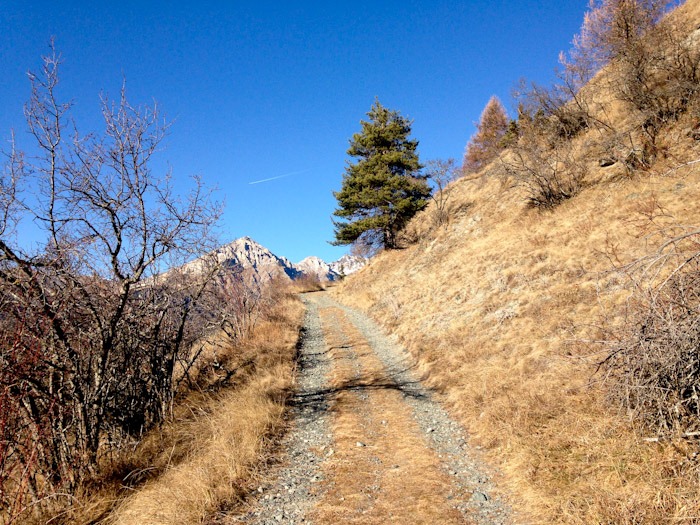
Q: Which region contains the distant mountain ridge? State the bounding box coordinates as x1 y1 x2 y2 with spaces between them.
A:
205 236 366 283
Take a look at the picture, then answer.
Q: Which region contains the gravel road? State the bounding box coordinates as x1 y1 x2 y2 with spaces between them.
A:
226 292 512 524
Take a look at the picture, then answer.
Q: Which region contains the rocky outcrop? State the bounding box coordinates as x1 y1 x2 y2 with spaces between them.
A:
295 256 337 281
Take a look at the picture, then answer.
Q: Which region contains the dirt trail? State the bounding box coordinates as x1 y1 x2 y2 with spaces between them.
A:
226 292 511 524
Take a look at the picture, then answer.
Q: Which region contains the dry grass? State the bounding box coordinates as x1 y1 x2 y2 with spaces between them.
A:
44 293 305 525
311 307 464 524
333 119 700 521
293 275 335 293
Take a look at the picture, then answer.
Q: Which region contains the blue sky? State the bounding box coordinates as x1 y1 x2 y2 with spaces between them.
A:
0 1 588 263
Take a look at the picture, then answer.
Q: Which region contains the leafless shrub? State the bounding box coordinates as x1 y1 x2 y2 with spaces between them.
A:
503 113 587 208
349 229 387 256
293 273 327 292
425 158 460 227
601 228 700 436
211 268 278 342
516 80 596 141
0 46 228 520
181 273 294 392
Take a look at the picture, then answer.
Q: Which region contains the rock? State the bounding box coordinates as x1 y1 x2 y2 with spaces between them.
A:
295 256 338 281
472 491 489 502
356 441 366 447
599 157 616 167
329 254 368 276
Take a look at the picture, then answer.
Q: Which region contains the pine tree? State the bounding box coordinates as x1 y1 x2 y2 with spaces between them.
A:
463 96 509 175
332 100 430 250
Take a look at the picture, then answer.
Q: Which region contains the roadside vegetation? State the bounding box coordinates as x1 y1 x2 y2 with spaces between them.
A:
99 286 303 525
335 0 700 521
0 47 304 525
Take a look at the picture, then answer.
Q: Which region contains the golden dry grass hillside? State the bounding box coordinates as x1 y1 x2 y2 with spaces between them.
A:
332 3 700 522
335 144 700 525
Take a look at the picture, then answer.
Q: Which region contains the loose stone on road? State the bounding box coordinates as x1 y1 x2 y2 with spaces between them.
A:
226 291 511 524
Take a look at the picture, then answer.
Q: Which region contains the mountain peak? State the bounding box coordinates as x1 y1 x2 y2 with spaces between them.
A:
186 236 367 284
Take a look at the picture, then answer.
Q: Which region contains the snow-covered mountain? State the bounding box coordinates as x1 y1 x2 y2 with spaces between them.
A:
193 237 367 283
295 256 337 281
329 254 367 277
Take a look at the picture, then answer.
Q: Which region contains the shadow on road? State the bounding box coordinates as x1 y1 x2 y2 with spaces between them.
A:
289 362 427 416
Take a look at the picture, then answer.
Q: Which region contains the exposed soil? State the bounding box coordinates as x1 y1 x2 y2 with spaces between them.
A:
225 291 512 524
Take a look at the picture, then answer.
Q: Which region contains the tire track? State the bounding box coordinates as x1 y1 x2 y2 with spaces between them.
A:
224 291 511 524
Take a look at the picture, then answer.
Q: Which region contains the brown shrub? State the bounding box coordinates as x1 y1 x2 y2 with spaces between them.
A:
602 230 700 436
502 116 587 208
293 274 328 292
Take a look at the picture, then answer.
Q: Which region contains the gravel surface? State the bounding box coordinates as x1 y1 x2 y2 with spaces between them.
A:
227 292 512 524
329 296 512 524
229 297 333 524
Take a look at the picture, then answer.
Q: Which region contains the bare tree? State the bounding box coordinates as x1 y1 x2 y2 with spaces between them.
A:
558 0 699 162
0 46 223 518
425 158 459 227
563 0 670 78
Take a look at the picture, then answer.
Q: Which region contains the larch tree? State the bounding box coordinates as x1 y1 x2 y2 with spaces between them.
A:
559 0 691 162
463 96 510 175
564 0 669 75
332 100 430 250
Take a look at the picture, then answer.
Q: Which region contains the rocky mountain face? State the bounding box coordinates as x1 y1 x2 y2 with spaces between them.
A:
210 237 301 282
329 254 367 276
203 237 367 283
295 256 337 281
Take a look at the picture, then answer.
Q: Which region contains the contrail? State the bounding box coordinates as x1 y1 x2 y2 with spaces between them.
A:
248 169 309 185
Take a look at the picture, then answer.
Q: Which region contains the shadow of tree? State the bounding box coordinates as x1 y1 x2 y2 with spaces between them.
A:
289 361 427 416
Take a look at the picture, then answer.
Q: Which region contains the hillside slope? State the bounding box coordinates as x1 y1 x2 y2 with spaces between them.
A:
332 2 700 520
335 149 700 524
